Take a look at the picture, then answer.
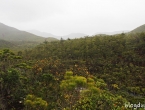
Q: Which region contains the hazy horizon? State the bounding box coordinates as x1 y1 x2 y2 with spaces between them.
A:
0 0 145 38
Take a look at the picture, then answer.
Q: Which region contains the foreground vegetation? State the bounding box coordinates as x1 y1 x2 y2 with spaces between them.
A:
0 32 145 109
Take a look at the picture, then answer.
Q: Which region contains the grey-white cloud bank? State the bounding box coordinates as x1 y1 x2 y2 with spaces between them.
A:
0 0 145 37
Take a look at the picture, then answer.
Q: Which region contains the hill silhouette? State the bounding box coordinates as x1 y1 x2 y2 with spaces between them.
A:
0 23 57 42
27 30 88 39
131 24 145 33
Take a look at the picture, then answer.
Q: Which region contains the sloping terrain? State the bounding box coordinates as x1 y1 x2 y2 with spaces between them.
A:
0 23 58 42
0 39 15 48
131 24 145 33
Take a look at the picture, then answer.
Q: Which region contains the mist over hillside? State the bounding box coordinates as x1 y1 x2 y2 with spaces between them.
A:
131 24 145 33
0 23 58 42
27 29 131 39
0 39 15 48
94 30 129 35
0 23 58 49
26 30 57 38
0 23 43 42
26 30 88 39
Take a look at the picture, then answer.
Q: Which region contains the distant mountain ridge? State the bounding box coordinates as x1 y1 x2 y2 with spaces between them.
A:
0 23 58 42
62 33 88 39
27 30 88 39
0 23 43 42
95 30 129 35
1 22 145 45
26 30 57 38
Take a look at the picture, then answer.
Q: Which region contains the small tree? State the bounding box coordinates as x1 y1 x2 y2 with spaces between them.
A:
59 71 87 109
24 94 48 110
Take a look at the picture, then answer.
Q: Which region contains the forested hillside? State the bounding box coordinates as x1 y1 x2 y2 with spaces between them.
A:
0 23 58 50
131 24 145 33
0 39 15 49
0 32 145 109
0 23 45 42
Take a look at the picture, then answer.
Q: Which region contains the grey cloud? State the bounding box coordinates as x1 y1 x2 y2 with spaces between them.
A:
0 0 145 37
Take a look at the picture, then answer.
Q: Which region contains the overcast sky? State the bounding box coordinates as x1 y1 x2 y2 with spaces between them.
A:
0 0 145 37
